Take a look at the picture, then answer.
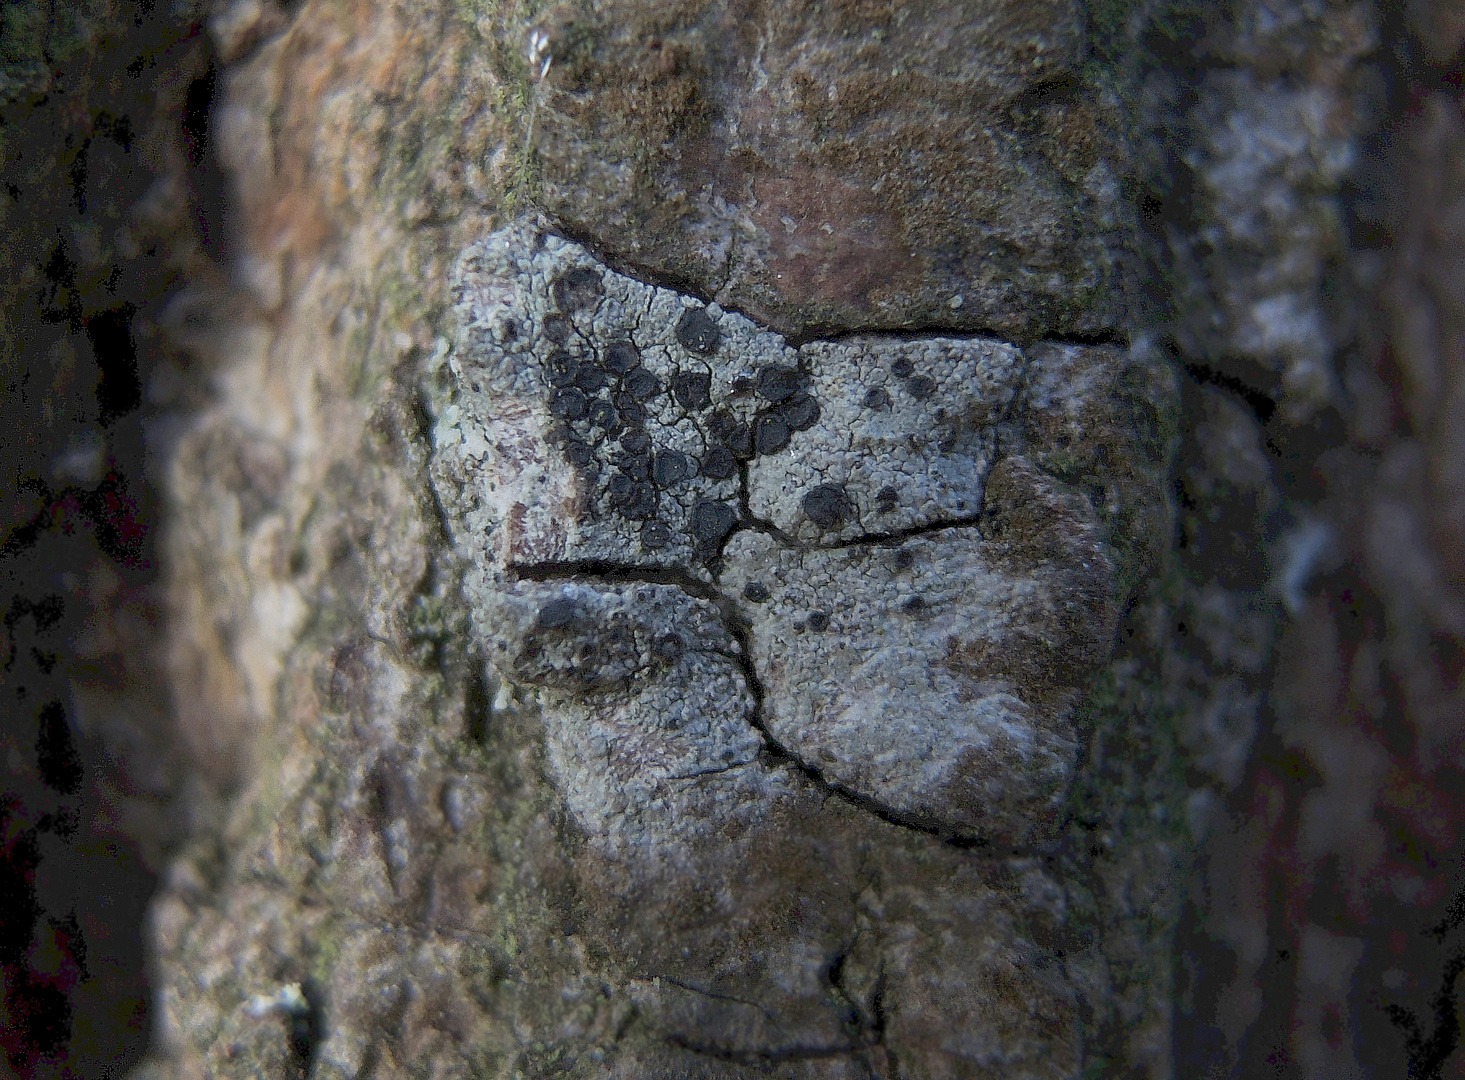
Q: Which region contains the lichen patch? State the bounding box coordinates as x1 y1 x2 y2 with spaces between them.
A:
433 222 1135 852
720 522 1105 845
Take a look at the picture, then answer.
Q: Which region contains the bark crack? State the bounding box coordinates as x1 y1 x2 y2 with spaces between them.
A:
659 976 779 1022
783 322 1128 352
662 1033 868 1066
506 556 1030 855
664 760 754 782
808 512 988 551
652 977 865 1066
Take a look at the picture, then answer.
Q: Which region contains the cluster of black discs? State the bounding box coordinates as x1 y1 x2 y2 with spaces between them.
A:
538 269 823 560
860 354 939 411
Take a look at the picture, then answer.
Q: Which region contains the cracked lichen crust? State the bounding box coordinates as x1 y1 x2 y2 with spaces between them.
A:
443 225 797 570
722 492 1109 841
750 336 1025 544
433 221 1125 847
491 578 782 864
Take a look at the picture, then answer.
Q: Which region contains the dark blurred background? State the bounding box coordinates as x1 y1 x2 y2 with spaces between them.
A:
1 0 225 1073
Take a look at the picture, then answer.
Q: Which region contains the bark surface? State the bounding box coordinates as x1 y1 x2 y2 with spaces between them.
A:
101 0 1465 1078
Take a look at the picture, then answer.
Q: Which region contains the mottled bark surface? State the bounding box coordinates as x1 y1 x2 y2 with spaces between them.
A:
527 0 1131 340
4 0 1462 1077
135 2 1186 1076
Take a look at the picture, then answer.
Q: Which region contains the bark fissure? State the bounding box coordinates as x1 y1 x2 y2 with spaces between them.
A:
789 323 1130 352
644 977 883 1071
659 976 780 1023
532 219 1128 356
662 1033 868 1066
805 512 990 552
664 760 755 782
729 475 992 553
653 977 868 1066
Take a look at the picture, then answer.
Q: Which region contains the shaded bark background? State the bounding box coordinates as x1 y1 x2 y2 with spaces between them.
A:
0 0 1461 1076
1169 8 1465 1074
1 0 228 1073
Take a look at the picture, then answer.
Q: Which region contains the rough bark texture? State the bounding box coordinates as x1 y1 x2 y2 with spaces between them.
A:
527 0 1131 341
135 2 1187 1076
3 0 1458 1077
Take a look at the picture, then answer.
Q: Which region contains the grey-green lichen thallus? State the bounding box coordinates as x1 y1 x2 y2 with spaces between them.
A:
431 222 1135 866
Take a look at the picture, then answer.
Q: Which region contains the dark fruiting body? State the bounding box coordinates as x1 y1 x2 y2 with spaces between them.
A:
603 340 640 374
692 500 738 547
902 596 925 613
625 485 659 520
906 375 937 400
553 266 603 311
608 475 658 519
862 386 890 410
875 486 899 514
537 598 578 629
613 396 646 427
754 413 791 455
620 431 651 454
742 581 771 603
615 451 651 481
608 472 635 502
574 363 611 392
542 314 571 343
588 400 619 432
805 611 830 631
545 350 579 388
564 440 596 467
890 356 914 378
781 393 820 430
671 371 713 411
652 450 691 487
676 308 722 354
700 445 737 480
756 365 801 403
551 387 589 420
621 368 661 401
652 633 686 663
707 410 738 441
726 421 754 460
803 484 854 529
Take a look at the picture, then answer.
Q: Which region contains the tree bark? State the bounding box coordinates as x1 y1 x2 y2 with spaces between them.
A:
123 0 1465 1078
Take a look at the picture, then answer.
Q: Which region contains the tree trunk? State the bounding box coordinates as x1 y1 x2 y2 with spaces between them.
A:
124 0 1465 1078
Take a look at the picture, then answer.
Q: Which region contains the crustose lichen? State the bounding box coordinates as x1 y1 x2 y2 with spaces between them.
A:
431 222 1135 861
